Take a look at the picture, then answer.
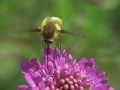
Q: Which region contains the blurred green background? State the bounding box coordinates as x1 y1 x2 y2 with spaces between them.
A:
0 0 120 90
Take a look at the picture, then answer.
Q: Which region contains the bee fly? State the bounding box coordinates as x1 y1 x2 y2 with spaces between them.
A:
40 17 62 47
32 16 80 48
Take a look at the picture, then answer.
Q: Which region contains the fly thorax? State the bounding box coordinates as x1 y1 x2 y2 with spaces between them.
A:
42 23 58 40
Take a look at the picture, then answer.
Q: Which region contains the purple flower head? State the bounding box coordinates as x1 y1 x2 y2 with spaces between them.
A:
18 47 114 90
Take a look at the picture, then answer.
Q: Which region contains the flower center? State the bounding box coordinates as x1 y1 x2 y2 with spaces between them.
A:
54 75 83 90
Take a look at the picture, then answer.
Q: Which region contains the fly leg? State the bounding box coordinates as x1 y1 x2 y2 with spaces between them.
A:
55 38 62 51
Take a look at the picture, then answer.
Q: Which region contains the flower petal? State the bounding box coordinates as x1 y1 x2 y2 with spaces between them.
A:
17 85 31 90
93 86 114 90
48 61 54 74
21 61 31 73
31 59 41 71
24 73 36 87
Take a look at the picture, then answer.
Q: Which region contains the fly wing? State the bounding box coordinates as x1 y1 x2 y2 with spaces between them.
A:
0 27 41 34
22 28 41 32
59 30 84 37
12 28 41 33
30 28 41 32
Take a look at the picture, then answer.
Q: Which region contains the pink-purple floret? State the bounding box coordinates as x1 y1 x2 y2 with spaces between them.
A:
18 48 114 90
